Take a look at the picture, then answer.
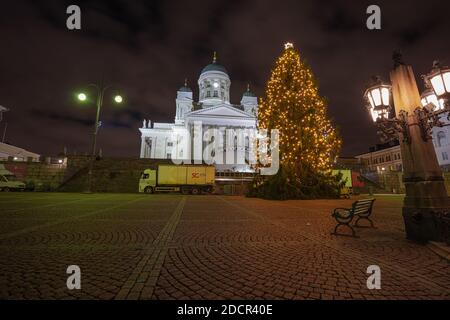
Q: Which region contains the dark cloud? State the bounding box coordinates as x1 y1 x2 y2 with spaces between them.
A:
0 0 449 158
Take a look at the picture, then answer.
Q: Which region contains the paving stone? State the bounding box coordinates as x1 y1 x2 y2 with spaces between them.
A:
0 194 449 300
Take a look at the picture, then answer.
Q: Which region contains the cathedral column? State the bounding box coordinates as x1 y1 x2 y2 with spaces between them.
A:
140 136 146 158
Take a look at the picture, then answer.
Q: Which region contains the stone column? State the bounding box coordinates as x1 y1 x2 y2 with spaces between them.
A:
390 63 450 242
140 137 146 158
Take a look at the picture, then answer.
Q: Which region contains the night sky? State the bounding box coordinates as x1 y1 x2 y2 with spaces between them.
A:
0 0 449 158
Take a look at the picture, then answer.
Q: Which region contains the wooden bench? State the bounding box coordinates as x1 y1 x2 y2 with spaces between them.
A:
331 199 376 237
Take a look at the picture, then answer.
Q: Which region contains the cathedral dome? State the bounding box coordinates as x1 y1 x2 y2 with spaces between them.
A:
201 52 228 75
201 63 228 75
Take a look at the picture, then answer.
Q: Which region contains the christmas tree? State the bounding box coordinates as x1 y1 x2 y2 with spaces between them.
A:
249 43 342 200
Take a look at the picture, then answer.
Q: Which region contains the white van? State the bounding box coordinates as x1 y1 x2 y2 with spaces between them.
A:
0 165 25 192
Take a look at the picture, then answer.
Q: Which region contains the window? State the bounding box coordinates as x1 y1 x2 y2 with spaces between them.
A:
206 91 211 98
213 91 218 97
443 152 449 161
167 142 173 147
437 131 447 147
167 153 172 159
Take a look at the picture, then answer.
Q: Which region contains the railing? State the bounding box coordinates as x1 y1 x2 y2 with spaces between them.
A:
215 171 256 182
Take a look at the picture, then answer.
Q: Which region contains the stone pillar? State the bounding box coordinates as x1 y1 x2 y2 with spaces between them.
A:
140 137 146 158
390 64 450 242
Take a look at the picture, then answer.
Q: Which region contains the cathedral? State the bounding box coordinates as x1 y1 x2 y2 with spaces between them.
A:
139 53 258 172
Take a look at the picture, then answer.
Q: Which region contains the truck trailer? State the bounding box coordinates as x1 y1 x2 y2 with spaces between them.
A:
139 165 215 194
332 169 365 198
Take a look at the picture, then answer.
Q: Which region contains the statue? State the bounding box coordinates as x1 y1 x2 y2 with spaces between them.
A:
392 51 405 68
142 119 147 129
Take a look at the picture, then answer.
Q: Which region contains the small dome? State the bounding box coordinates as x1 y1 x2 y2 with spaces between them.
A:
243 84 256 97
178 79 192 92
178 85 192 92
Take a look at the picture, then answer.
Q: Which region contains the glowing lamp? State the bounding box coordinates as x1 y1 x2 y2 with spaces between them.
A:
421 88 445 110
364 77 392 122
77 93 87 101
114 95 123 104
426 61 450 104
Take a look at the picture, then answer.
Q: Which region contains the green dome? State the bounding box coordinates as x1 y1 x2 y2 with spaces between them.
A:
243 84 255 97
178 86 192 92
201 62 228 74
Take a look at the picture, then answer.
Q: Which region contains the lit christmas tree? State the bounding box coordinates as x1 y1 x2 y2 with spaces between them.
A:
250 43 342 199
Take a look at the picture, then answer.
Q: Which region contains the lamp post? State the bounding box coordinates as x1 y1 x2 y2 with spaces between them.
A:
77 83 123 193
363 53 450 243
0 106 9 143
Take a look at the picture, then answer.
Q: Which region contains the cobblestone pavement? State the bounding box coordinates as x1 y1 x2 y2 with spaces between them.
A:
0 193 449 300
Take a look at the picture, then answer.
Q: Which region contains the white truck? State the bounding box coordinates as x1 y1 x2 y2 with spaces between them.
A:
0 175 26 192
139 165 215 195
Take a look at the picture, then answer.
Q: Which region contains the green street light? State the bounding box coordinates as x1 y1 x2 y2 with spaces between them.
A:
114 95 123 104
75 82 125 193
77 93 87 102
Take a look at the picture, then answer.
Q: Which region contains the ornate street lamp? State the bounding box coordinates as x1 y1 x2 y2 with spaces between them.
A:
364 76 392 122
364 76 409 143
425 61 450 108
363 53 450 243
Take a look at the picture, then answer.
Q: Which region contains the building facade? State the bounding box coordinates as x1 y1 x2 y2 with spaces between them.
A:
0 142 40 162
355 119 450 172
139 54 258 172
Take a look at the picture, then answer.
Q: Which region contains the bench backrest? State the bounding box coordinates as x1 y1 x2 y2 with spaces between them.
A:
352 199 375 215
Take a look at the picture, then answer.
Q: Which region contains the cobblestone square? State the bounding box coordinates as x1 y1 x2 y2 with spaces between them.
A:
0 193 448 300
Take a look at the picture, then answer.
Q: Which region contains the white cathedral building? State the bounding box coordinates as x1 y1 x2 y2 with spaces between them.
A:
139 53 258 172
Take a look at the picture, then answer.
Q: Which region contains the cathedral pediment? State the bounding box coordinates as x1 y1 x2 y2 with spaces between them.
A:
186 105 254 119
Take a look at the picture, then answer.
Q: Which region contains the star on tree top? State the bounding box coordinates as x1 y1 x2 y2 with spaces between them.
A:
284 42 294 50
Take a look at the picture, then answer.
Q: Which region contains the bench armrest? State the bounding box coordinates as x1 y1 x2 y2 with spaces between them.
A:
332 208 351 218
